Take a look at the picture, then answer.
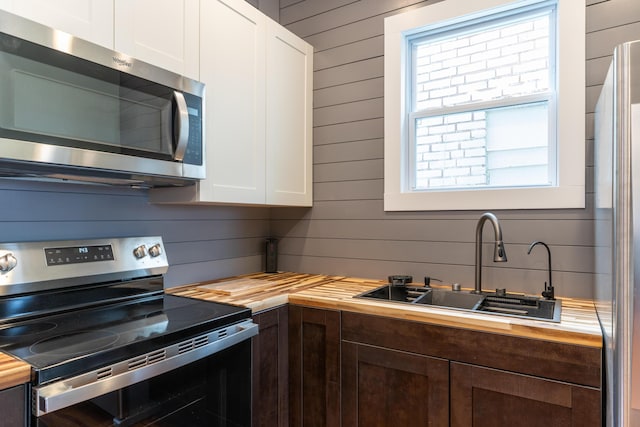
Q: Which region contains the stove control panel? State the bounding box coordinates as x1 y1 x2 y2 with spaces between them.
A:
45 245 114 266
0 236 168 295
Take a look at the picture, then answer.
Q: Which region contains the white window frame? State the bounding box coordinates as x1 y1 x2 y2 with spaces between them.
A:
384 0 585 211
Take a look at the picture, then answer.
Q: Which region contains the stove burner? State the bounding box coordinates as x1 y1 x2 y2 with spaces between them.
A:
30 330 119 356
0 322 57 338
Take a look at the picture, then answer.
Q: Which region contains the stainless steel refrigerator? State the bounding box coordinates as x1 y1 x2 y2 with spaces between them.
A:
595 39 640 427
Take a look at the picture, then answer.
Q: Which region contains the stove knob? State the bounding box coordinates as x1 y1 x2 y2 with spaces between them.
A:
133 245 147 259
148 244 162 258
0 253 17 272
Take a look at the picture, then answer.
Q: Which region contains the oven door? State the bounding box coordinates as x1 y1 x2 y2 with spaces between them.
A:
31 319 257 427
33 338 252 427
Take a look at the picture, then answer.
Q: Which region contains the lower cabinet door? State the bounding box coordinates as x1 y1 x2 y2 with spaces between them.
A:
450 362 601 427
342 341 449 426
289 306 341 427
0 384 27 427
252 305 288 427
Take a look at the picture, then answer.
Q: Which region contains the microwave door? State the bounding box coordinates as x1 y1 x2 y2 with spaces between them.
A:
0 38 177 161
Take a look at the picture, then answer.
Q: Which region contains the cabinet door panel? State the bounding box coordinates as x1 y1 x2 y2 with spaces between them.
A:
0 384 26 426
451 362 601 427
289 306 340 427
114 0 199 79
265 20 313 206
199 0 266 205
252 305 288 427
342 342 449 426
0 0 113 48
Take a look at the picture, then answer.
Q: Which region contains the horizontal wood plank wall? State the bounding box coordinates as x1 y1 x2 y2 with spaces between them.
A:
271 0 640 298
0 180 270 288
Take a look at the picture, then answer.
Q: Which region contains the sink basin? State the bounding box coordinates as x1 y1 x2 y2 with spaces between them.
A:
357 285 430 303
413 288 484 310
355 285 561 322
356 285 483 310
476 293 561 322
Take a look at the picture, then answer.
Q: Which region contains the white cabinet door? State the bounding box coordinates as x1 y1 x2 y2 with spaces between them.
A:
0 0 113 48
114 0 199 79
265 20 313 206
198 0 267 205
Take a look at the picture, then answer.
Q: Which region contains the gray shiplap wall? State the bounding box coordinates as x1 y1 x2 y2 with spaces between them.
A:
271 0 640 298
0 179 269 287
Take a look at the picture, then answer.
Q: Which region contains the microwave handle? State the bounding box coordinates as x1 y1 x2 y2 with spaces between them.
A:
172 91 189 161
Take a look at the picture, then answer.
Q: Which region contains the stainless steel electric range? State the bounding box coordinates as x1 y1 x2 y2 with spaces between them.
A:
0 236 257 426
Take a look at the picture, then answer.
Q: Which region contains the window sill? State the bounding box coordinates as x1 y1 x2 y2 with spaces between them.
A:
384 185 585 211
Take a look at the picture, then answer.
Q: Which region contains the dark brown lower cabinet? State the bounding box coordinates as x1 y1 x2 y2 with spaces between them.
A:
285 308 601 427
288 305 340 427
342 341 449 426
252 305 289 427
450 362 601 427
342 311 601 427
0 384 26 427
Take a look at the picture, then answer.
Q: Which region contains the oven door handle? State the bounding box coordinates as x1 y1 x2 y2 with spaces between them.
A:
33 320 258 417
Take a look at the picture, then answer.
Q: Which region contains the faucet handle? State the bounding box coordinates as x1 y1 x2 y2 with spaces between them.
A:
542 281 555 300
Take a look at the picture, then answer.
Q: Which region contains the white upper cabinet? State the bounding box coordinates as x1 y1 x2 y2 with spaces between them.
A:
265 20 313 206
114 0 199 80
150 0 313 207
0 0 114 48
198 0 267 205
0 0 199 79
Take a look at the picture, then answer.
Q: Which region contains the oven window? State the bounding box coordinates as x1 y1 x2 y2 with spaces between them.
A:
34 340 251 427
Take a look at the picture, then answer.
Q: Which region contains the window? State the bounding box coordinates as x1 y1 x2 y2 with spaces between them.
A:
384 0 584 211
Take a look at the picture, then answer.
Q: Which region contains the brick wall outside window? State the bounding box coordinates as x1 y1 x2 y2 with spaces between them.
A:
413 14 550 189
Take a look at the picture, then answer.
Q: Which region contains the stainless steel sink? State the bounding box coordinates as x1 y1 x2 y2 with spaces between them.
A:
357 285 430 303
476 293 561 322
355 285 561 322
413 288 484 310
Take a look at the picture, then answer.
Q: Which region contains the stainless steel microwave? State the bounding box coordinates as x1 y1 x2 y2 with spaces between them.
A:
0 10 205 187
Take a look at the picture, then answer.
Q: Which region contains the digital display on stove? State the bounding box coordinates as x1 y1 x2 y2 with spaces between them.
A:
45 245 114 266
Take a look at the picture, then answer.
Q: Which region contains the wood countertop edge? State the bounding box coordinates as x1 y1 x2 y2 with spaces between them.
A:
287 294 603 348
0 353 30 390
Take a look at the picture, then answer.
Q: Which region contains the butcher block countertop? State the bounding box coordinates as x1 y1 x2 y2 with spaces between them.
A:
168 272 603 348
0 353 30 390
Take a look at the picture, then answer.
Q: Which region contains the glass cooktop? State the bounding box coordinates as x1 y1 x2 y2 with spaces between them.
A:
0 294 250 385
